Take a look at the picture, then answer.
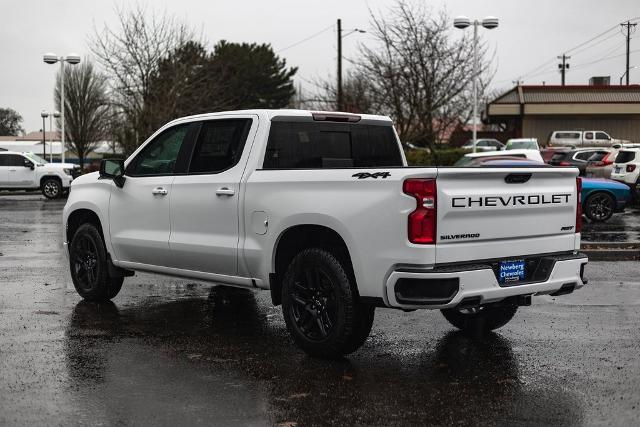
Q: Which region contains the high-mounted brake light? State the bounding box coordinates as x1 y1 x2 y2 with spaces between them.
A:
576 177 582 233
311 112 361 123
403 178 437 244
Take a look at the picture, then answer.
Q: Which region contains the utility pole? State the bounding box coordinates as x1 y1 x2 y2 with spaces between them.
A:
557 54 570 86
621 21 637 85
337 18 343 111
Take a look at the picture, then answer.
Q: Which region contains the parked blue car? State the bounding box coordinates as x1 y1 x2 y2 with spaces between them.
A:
581 178 631 222
473 158 632 222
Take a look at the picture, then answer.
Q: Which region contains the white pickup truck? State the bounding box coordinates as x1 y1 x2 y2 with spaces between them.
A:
0 151 79 198
63 110 588 358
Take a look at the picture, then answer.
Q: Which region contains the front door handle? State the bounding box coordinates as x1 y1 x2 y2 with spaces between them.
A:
216 187 235 196
152 187 168 196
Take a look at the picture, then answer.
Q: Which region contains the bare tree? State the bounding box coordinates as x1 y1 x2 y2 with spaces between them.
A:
90 4 195 154
312 71 374 113
317 1 492 149
55 61 109 168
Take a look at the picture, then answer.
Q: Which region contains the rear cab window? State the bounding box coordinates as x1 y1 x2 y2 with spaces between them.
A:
263 119 403 169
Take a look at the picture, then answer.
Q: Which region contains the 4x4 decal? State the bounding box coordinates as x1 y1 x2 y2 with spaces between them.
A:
352 172 391 179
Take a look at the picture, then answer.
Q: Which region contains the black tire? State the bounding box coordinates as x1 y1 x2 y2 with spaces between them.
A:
441 304 518 333
69 223 123 301
41 177 62 199
584 192 615 222
281 248 373 359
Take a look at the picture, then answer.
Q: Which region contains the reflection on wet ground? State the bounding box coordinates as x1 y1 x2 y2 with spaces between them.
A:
63 287 583 426
2 195 639 425
582 206 640 242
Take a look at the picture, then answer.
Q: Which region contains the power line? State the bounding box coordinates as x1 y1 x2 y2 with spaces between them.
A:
275 24 334 53
513 17 640 83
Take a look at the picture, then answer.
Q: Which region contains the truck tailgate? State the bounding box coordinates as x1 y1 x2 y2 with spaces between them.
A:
435 167 580 264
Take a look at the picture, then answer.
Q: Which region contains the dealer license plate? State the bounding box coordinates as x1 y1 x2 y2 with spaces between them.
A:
499 260 526 284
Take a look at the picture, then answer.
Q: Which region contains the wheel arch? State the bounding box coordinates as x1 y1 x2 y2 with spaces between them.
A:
66 208 106 247
270 224 356 306
40 174 62 188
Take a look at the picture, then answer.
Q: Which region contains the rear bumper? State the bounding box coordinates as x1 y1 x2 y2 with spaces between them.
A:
384 252 588 310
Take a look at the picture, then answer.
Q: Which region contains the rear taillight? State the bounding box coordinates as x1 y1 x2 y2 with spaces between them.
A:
576 177 582 233
403 178 437 244
602 154 614 166
627 164 636 173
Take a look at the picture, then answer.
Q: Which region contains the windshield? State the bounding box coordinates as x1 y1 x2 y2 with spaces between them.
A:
506 140 537 150
23 153 48 165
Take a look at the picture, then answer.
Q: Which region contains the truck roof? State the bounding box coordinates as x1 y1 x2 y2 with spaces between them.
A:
166 109 393 126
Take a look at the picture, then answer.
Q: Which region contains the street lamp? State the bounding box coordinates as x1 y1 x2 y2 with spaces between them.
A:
43 53 81 163
337 19 366 111
620 66 638 85
40 110 49 158
49 111 60 162
453 16 499 153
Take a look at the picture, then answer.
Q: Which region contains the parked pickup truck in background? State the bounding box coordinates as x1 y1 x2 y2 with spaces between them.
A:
0 151 80 198
548 130 627 148
62 110 588 358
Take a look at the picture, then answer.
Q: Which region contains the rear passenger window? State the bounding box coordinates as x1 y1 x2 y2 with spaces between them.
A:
555 132 580 139
585 132 594 140
575 151 596 161
189 119 252 174
0 155 8 166
263 121 403 169
615 151 636 163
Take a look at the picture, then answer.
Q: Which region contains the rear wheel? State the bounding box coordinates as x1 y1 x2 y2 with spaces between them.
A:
441 304 518 333
282 248 374 359
41 178 62 199
69 223 123 301
584 192 615 222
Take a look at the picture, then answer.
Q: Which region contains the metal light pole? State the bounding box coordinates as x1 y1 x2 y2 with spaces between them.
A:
49 111 60 162
453 16 499 153
43 53 80 164
336 20 365 111
620 66 638 85
41 110 48 158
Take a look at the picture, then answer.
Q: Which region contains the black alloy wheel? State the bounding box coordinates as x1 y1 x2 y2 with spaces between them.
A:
282 248 374 358
289 265 338 341
585 192 615 222
69 223 123 301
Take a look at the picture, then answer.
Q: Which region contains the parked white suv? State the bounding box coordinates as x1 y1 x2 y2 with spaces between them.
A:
0 151 79 198
610 148 640 190
62 110 588 358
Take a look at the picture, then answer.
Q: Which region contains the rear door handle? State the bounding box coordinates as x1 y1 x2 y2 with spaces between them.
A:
216 187 235 196
152 187 168 196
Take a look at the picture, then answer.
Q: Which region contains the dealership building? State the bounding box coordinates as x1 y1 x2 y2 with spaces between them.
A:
485 84 640 145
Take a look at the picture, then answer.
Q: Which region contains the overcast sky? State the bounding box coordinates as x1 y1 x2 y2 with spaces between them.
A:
2 0 639 132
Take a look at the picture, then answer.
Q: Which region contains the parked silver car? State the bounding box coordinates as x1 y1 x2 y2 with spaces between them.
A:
461 138 504 152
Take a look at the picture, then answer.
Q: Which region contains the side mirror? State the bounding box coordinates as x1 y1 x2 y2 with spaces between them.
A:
100 159 126 188
24 159 34 170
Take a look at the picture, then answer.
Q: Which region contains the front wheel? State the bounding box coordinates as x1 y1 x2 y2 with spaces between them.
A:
441 304 518 333
282 248 374 359
584 192 615 222
41 178 62 199
69 223 123 301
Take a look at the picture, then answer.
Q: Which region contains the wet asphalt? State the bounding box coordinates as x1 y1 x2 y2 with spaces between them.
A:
1 194 639 426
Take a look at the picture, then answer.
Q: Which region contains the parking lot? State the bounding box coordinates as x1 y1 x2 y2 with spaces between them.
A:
1 194 639 425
